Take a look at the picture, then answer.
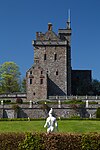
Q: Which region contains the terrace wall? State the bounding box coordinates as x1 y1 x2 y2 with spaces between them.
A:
0 103 99 119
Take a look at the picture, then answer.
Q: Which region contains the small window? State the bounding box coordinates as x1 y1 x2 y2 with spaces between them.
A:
47 70 48 74
33 92 35 96
35 59 39 64
30 71 32 75
40 78 43 84
56 70 58 75
30 79 32 84
41 70 43 74
54 53 57 61
44 54 46 61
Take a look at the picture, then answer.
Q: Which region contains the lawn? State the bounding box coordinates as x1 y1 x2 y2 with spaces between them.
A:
0 120 100 133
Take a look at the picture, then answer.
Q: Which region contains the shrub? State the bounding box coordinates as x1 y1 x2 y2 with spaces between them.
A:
0 100 11 104
16 98 23 104
12 104 20 113
0 133 25 150
42 133 82 150
81 133 100 150
96 107 100 118
0 133 100 149
18 133 44 150
41 103 50 114
69 115 81 119
4 100 11 103
68 99 83 104
70 104 78 110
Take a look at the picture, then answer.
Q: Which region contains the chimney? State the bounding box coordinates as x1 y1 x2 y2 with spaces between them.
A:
48 23 52 31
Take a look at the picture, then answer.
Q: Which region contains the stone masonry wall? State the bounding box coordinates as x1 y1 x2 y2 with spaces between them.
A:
26 65 47 100
34 45 68 96
0 104 98 119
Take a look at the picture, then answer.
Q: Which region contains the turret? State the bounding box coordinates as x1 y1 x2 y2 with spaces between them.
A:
67 9 71 29
58 9 72 45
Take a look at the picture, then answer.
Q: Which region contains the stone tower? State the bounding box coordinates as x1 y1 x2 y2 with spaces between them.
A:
26 15 72 100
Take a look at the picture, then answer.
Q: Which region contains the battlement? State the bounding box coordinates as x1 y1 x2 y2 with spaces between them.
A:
32 40 67 46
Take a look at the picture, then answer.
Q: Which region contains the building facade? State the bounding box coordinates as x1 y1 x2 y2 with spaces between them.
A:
26 15 72 100
26 16 91 100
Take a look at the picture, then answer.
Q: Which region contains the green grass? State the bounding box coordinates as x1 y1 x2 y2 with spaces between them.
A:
0 120 100 133
59 120 100 133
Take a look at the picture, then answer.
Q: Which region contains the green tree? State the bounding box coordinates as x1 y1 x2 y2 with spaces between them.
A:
96 107 100 118
76 79 92 95
91 79 100 95
0 62 21 93
21 78 26 92
74 79 100 95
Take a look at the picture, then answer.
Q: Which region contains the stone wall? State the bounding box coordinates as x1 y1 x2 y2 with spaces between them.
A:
34 45 68 97
1 94 100 102
0 103 98 119
26 65 47 100
0 108 97 119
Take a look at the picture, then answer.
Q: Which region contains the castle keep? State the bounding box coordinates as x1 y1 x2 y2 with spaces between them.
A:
26 15 91 100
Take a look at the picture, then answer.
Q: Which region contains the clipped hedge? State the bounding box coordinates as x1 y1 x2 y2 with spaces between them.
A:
0 133 25 150
0 118 45 121
0 118 100 121
0 132 100 150
82 133 100 150
42 133 82 150
19 132 44 150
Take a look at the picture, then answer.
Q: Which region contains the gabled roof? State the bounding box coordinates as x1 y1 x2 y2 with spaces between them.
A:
35 23 60 41
26 64 44 73
44 30 59 41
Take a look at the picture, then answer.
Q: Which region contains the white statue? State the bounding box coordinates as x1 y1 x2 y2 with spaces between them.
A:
44 108 58 133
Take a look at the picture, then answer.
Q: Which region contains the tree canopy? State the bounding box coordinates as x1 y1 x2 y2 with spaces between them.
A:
21 78 26 92
91 79 100 95
0 62 21 93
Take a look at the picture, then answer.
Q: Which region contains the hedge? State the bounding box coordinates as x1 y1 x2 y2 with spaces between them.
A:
0 132 100 150
0 133 25 150
0 118 100 121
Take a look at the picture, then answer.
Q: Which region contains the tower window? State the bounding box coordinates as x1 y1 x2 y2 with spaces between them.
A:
44 54 46 61
33 92 35 96
47 70 48 74
56 70 58 75
40 78 43 84
30 71 32 75
34 57 39 64
30 79 32 84
54 53 57 61
41 70 43 74
35 59 39 64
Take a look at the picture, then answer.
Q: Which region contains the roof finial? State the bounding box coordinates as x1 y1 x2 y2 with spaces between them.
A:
67 9 71 29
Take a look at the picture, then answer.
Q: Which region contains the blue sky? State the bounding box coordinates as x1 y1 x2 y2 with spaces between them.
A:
0 0 100 80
